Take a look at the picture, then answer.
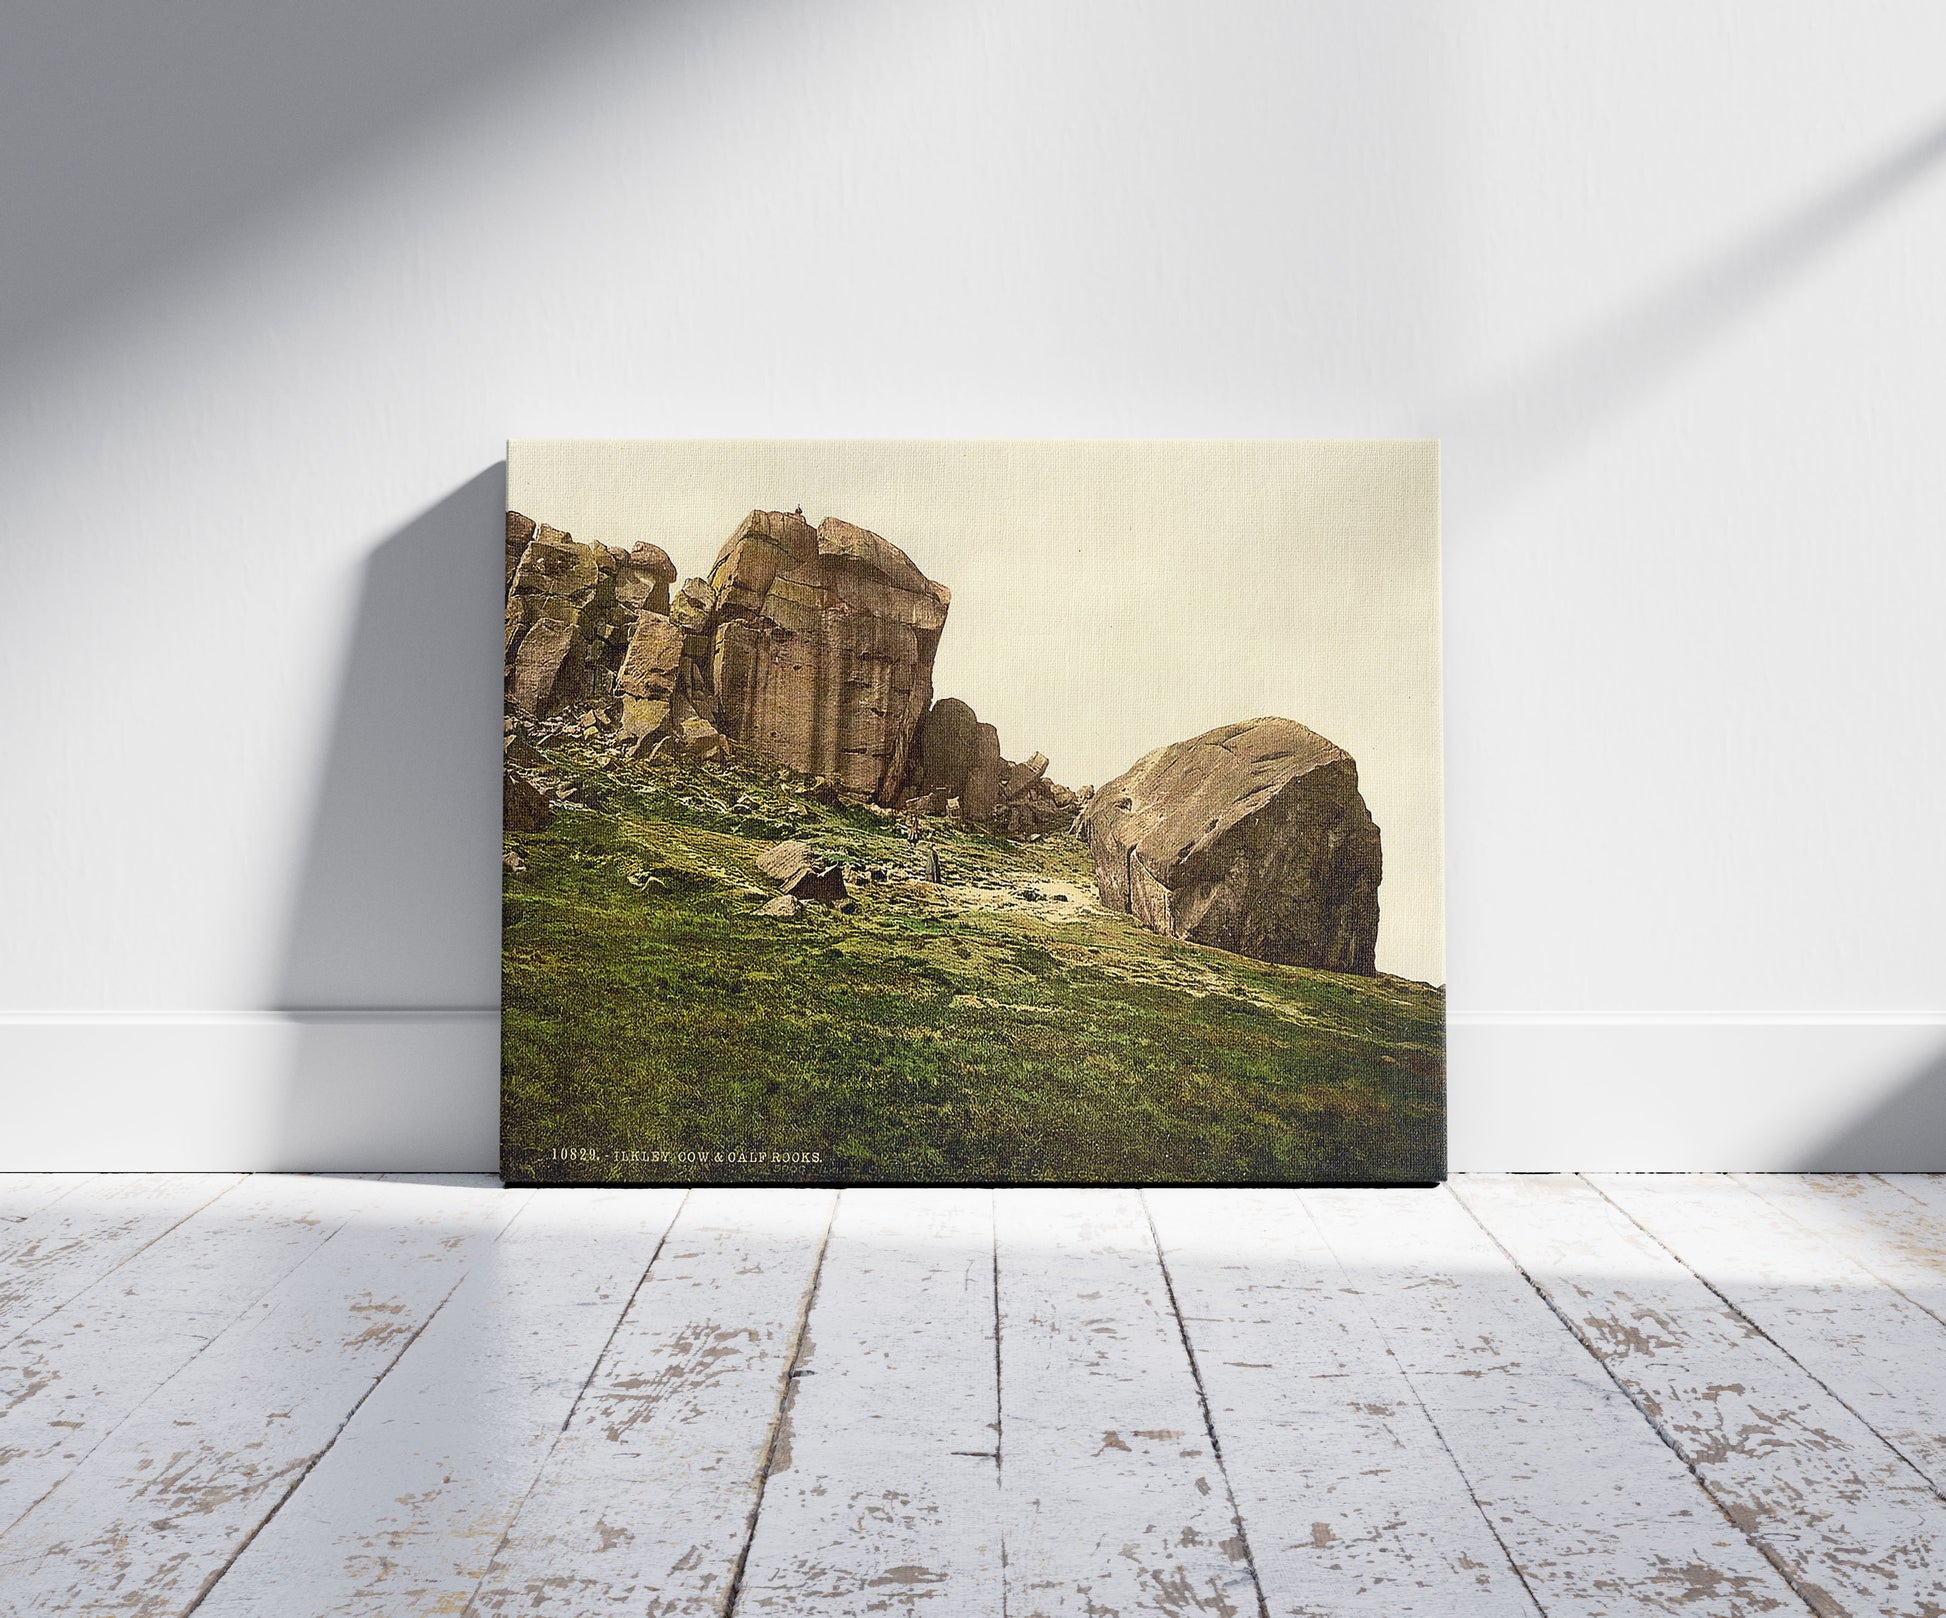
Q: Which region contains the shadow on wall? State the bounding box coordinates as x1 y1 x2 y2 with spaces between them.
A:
1445 110 1946 516
272 468 506 1172
1795 1040 1946 1173
0 0 643 376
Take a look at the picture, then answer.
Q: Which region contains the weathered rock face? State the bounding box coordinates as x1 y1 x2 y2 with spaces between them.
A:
912 697 1002 823
504 520 642 719
506 511 537 588
699 511 950 801
1077 717 1382 974
503 505 1079 828
615 612 684 747
614 541 677 617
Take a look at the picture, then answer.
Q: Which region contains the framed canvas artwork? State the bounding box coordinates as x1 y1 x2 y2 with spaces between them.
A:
501 441 1443 1185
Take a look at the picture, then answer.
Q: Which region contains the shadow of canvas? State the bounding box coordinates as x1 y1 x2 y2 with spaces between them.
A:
1794 1037 1946 1172
270 467 506 1171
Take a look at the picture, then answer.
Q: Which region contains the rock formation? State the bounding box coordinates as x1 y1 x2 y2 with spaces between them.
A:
687 511 950 801
504 505 1083 830
910 697 1002 823
1077 716 1382 974
504 520 676 721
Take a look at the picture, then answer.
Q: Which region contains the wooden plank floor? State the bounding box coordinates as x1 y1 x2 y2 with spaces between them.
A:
0 1177 1942 1616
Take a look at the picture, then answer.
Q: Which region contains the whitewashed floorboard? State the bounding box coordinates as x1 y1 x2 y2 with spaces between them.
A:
1146 1189 1539 1617
465 1187 837 1616
733 1188 1003 1615
1305 1186 1805 1616
1459 1173 1946 1616
1594 1173 1946 1499
0 1174 409 1535
0 1175 525 1616
10 1174 1943 1616
996 1188 1261 1618
1734 1175 1946 1326
193 1186 686 1617
0 1174 95 1223
0 1173 244 1347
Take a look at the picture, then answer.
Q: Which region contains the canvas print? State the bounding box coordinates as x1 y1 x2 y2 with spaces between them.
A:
501 441 1443 1185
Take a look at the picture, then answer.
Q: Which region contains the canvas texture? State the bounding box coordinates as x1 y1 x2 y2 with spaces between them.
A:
501 441 1443 1185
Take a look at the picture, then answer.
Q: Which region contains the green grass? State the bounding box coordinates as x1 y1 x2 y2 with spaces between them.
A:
501 741 1444 1184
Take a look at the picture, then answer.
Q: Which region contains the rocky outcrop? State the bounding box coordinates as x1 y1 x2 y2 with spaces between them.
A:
503 521 661 720
692 511 949 801
504 505 1080 828
1077 717 1382 974
506 511 537 588
614 541 677 617
911 697 1002 823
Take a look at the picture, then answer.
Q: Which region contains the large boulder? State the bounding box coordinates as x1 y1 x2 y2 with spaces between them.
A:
699 511 950 802
614 541 677 617
1077 717 1382 974
615 611 684 744
913 697 1002 822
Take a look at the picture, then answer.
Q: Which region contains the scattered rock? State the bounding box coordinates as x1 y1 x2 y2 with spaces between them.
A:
502 850 525 874
676 717 730 761
503 771 553 834
1000 751 1050 802
1077 716 1382 974
758 894 804 919
755 841 850 904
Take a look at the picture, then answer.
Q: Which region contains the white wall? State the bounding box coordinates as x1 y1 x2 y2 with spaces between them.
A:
4 1 1943 1170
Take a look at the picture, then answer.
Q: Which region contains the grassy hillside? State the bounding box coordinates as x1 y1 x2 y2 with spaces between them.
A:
501 740 1444 1185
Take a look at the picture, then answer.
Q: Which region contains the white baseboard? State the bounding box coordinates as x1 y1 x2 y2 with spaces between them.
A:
0 1012 1940 1172
1448 1014 1946 1171
0 1012 500 1172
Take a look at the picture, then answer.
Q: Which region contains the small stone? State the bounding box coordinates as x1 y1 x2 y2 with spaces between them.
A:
503 772 553 833
756 841 849 903
758 894 804 918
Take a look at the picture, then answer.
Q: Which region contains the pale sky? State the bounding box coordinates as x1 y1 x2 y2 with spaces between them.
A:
509 440 1443 985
